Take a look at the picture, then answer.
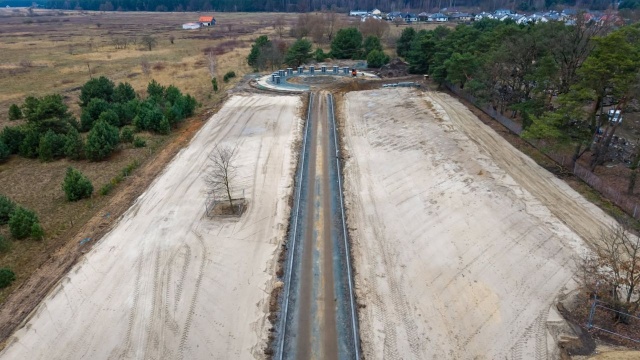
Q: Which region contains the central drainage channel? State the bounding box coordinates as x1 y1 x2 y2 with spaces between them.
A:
276 91 359 360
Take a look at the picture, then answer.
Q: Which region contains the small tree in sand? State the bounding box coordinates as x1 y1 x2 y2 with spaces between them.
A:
204 145 238 214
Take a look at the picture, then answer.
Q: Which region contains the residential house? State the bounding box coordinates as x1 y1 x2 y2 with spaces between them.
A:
404 13 418 22
475 12 493 21
349 10 368 16
386 11 403 20
418 12 430 21
199 16 215 26
428 13 449 22
494 9 513 16
449 13 472 22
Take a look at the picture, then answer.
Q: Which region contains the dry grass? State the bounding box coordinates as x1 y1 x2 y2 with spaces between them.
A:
0 9 304 126
0 9 304 304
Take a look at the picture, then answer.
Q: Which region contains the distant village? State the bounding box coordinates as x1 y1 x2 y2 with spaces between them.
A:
349 8 625 26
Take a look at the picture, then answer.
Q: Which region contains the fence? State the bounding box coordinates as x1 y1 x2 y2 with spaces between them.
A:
587 299 640 344
446 84 640 220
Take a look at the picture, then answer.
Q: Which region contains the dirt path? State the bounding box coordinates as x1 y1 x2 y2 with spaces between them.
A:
0 94 301 360
341 88 612 359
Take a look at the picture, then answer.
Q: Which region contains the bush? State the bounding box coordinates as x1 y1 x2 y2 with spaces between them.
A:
133 136 146 148
158 117 171 135
284 39 313 67
0 195 16 225
63 167 94 201
121 160 139 177
85 119 120 161
8 104 22 120
31 222 44 240
0 235 11 253
98 109 120 128
19 129 41 158
314 48 328 62
21 94 74 131
363 36 383 57
0 268 16 289
1 126 25 154
80 98 111 131
120 126 135 143
367 49 390 68
223 71 236 83
164 85 183 105
133 101 164 132
8 206 40 239
112 82 136 104
99 182 115 196
331 27 363 59
64 127 84 160
396 27 416 58
38 130 66 162
247 35 270 70
79 76 115 107
0 140 9 162
112 100 139 126
147 80 165 102
212 78 218 92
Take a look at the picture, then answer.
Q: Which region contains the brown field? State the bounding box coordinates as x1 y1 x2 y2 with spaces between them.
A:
0 10 308 307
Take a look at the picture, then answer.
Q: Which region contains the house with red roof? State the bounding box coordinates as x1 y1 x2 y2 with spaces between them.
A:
199 16 216 26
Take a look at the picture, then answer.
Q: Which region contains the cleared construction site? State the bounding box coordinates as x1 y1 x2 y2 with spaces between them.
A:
0 73 623 359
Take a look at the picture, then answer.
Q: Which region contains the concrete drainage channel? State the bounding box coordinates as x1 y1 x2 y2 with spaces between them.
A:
275 91 360 360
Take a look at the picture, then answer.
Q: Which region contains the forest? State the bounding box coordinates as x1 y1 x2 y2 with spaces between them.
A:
43 0 615 13
397 18 640 179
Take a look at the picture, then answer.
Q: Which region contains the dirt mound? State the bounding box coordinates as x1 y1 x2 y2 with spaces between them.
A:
378 58 409 78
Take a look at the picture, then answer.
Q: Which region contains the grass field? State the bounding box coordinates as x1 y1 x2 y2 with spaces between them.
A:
0 9 306 305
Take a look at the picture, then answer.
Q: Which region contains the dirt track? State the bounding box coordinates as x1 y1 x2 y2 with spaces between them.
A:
0 94 301 360
342 89 614 359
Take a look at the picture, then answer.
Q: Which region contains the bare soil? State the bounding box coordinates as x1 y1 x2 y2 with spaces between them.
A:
340 88 614 359
0 94 302 359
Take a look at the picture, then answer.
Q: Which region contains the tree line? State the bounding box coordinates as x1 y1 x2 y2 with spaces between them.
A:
398 18 640 189
1 76 197 164
247 25 389 70
45 0 612 13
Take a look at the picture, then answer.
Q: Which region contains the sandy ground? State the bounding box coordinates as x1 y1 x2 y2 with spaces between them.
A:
341 88 614 359
0 94 301 360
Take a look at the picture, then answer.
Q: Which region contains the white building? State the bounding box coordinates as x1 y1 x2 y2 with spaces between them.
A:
182 22 201 30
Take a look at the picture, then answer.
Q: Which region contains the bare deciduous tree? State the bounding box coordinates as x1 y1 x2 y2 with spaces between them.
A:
578 223 640 315
359 18 389 39
274 15 286 38
324 11 340 43
140 35 157 51
205 145 238 213
140 59 150 75
206 50 217 78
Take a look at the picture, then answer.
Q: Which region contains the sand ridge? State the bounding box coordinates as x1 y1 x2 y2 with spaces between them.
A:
342 88 608 359
0 94 302 360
